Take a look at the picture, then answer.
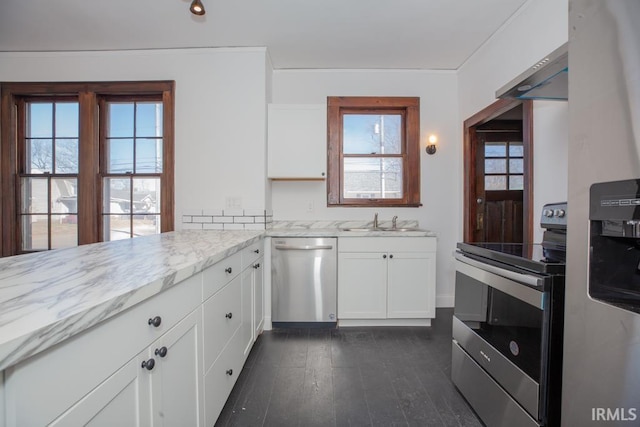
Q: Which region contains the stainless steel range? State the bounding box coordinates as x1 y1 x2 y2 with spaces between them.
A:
452 203 567 427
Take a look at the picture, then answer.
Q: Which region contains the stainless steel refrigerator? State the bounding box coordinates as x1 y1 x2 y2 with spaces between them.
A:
564 1 640 425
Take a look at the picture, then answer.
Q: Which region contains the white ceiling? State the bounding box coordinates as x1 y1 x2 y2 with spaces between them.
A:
0 0 528 70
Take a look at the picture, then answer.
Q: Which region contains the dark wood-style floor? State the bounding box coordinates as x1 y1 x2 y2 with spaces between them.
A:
215 308 483 427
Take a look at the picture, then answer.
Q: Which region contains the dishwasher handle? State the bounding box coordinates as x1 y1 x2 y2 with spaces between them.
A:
274 244 334 251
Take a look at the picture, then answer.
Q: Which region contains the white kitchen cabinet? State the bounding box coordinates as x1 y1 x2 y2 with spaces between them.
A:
145 307 203 427
338 237 437 324
338 252 388 319
49 356 150 427
267 104 327 179
253 257 264 338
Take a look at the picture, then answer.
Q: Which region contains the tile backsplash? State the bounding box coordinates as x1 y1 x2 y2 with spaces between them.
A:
181 209 273 231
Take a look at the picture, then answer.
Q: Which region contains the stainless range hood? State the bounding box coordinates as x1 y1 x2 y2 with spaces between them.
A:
496 42 568 100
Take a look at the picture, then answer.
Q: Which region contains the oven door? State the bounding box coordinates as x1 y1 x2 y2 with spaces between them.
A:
453 252 550 422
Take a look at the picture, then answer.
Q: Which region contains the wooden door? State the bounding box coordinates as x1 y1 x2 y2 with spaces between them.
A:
463 99 533 244
475 127 524 243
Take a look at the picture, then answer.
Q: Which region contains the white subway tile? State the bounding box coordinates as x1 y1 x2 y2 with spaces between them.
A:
192 216 213 223
234 217 255 223
182 209 203 216
223 209 244 216
212 216 233 223
203 223 224 230
202 209 223 216
244 208 265 216
224 223 245 230
254 216 266 223
182 215 193 223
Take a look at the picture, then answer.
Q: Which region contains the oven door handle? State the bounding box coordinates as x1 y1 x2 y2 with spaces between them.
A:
454 252 546 309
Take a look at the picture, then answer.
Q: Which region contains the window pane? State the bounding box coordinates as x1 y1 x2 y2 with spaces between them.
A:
103 215 131 241
485 159 506 173
54 139 79 173
344 157 403 199
509 143 524 157
485 142 506 157
485 175 507 191
55 103 79 138
22 215 48 251
21 177 48 214
343 114 402 155
510 175 524 190
28 103 52 138
51 215 77 249
27 139 53 173
134 215 161 237
107 139 134 173
108 103 134 137
103 178 131 213
136 138 163 173
52 178 77 214
133 178 160 214
509 158 524 174
136 102 163 137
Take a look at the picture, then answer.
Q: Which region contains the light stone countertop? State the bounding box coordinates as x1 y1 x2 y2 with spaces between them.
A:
0 230 262 371
266 220 436 238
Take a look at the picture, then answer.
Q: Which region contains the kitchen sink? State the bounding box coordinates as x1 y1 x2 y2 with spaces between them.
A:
340 227 421 232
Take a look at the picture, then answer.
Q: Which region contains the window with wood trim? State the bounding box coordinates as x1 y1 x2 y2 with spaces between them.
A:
1 81 175 256
327 96 420 207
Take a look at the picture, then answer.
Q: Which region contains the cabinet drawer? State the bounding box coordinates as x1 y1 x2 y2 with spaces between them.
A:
203 328 245 427
4 273 201 426
339 237 436 253
241 240 263 270
202 275 242 372
203 251 241 301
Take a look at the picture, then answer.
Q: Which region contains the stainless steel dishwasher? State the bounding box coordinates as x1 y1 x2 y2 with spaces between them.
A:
271 237 337 326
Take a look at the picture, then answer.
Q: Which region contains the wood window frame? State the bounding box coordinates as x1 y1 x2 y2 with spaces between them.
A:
327 96 421 207
0 81 175 256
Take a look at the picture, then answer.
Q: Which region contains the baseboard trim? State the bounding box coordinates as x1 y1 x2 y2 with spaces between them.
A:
338 318 432 327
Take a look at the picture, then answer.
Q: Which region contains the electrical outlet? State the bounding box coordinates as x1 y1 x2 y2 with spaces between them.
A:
225 197 242 209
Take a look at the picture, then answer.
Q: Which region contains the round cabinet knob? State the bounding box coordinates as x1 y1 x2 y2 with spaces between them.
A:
141 359 155 371
389 254 394 259
554 209 566 218
148 316 162 327
225 312 233 319
253 263 260 269
225 267 233 274
382 254 387 259
321 172 326 177
543 209 554 218
254 249 260 254
155 347 168 358
226 369 234 376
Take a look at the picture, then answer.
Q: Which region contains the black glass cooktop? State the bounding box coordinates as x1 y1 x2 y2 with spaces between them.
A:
456 242 566 275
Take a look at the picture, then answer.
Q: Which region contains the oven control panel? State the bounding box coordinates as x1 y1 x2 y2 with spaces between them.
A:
540 202 568 229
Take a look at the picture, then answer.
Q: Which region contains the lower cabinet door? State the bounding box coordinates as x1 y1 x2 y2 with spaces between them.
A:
387 252 435 318
203 329 245 427
49 358 150 427
338 252 387 319
147 308 203 427
253 258 264 338
241 267 254 358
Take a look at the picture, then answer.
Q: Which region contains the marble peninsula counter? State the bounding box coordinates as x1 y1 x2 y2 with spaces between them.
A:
0 230 262 371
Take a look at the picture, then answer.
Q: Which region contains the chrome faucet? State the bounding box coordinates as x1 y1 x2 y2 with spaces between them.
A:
373 212 379 229
392 215 398 229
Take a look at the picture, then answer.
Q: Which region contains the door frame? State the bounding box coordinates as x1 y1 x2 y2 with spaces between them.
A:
463 99 533 244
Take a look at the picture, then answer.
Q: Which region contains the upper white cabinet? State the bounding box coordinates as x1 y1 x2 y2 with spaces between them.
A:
267 104 327 179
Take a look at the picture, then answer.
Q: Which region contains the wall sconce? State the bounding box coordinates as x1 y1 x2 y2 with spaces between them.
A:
190 0 206 15
426 134 438 155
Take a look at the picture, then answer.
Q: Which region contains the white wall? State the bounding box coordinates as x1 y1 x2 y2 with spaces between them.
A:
458 0 569 242
0 47 270 222
271 69 460 307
